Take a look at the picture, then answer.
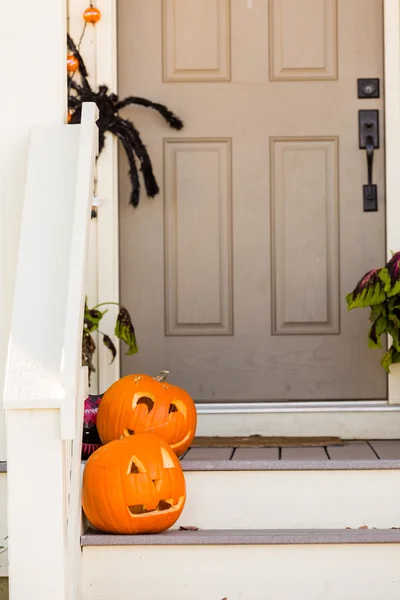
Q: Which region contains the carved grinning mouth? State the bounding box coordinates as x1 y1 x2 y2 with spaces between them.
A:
127 496 185 517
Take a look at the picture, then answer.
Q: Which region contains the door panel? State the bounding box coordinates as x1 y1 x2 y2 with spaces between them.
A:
117 0 386 401
269 0 338 80
164 138 233 336
271 137 339 335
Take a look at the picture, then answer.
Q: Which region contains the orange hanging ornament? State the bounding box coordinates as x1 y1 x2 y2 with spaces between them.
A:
83 5 101 24
67 55 79 72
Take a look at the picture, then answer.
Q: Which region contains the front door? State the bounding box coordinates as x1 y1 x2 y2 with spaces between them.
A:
117 0 386 402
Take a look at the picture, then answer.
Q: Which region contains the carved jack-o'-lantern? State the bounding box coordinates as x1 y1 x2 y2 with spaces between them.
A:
82 433 186 534
96 373 197 456
96 374 170 445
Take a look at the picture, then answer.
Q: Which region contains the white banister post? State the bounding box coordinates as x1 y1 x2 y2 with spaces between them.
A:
3 99 98 599
0 1 67 453
0 0 67 597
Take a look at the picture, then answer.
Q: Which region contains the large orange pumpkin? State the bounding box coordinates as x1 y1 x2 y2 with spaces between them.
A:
157 382 197 456
82 433 186 534
96 374 170 445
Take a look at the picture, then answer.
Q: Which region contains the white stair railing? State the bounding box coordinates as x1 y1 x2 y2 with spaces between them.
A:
3 102 98 600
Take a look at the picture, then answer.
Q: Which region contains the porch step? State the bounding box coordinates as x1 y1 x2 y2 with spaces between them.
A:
81 528 400 600
82 527 400 546
173 442 400 530
80 442 400 530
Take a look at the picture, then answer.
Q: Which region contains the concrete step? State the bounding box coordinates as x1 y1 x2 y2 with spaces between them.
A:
173 444 400 529
81 528 400 600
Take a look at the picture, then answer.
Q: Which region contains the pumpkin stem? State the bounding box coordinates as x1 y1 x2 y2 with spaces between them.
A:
154 370 170 382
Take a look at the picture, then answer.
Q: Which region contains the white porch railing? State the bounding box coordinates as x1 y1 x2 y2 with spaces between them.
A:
3 102 98 599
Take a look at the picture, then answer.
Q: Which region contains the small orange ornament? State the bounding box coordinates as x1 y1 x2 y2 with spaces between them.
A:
67 55 79 73
83 5 101 24
67 112 72 123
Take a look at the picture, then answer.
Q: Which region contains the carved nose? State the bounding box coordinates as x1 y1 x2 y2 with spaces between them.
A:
152 479 162 493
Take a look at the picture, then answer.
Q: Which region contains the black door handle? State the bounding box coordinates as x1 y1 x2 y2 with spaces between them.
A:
365 134 375 200
359 110 379 212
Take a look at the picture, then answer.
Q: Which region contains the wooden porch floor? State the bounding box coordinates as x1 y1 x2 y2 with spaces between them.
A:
180 440 400 470
182 439 400 461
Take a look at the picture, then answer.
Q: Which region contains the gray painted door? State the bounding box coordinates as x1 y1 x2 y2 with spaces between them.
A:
117 0 386 401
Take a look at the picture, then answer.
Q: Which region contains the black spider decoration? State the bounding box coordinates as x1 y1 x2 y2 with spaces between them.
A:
67 34 184 207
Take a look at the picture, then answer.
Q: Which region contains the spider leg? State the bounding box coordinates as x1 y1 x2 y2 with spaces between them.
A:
112 117 159 198
69 106 83 125
69 75 92 98
70 80 89 95
68 81 92 123
68 87 83 122
110 124 141 207
67 35 93 96
115 96 184 130
68 96 81 110
98 127 106 154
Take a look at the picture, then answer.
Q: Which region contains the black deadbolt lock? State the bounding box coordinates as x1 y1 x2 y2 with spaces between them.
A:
357 78 380 99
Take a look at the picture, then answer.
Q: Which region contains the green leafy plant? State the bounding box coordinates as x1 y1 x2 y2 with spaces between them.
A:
82 299 138 384
346 251 400 372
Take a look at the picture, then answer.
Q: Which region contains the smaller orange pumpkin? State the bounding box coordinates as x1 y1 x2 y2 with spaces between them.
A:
158 382 197 456
82 433 186 534
83 5 101 24
67 55 79 73
96 373 197 456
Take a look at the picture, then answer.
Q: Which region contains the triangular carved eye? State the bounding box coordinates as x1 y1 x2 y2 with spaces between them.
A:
161 447 175 469
127 455 147 474
168 399 187 417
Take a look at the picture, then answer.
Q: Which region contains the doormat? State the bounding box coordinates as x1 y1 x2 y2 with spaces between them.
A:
192 436 343 448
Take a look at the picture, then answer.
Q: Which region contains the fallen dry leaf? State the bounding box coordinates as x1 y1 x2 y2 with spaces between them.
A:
179 525 199 531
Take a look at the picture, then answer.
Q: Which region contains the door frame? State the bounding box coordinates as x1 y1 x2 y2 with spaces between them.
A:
384 0 400 404
68 0 121 395
82 0 400 434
